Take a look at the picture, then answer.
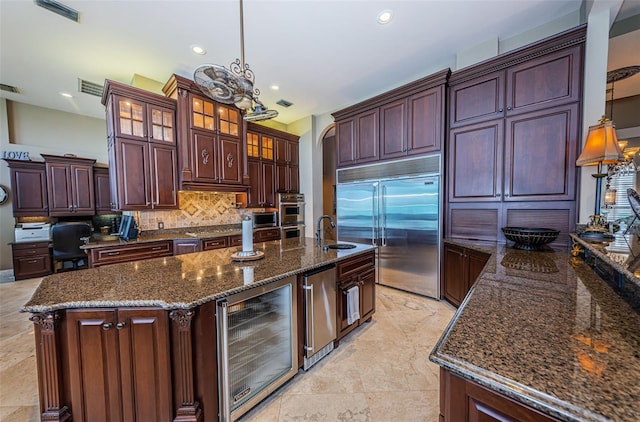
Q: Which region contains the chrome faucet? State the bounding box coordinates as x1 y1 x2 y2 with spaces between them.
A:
316 215 335 246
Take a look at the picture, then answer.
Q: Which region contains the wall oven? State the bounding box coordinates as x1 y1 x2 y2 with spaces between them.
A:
278 193 304 227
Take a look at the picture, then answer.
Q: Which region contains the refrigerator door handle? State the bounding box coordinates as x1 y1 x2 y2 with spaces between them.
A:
381 184 387 247
303 283 314 353
372 184 377 246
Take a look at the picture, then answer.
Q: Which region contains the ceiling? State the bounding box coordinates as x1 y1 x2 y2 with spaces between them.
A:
1 0 638 125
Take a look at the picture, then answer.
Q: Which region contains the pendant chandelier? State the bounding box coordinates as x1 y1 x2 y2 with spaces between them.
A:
194 0 278 122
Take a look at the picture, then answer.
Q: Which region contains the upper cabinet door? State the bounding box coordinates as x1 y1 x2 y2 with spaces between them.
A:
149 144 178 209
504 103 578 202
191 129 218 183
448 120 504 202
46 162 73 215
147 104 175 144
407 87 443 155
70 164 96 214
217 104 241 138
505 45 582 116
114 96 148 142
379 99 408 160
218 137 243 185
355 109 379 164
449 71 505 128
190 94 216 133
115 138 152 210
337 119 356 167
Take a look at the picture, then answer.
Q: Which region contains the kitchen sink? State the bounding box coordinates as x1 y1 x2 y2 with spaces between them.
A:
324 243 357 250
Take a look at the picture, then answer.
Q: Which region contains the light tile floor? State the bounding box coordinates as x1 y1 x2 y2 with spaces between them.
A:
0 278 455 422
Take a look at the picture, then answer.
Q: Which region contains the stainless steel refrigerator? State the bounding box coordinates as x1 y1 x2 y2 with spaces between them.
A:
336 159 441 298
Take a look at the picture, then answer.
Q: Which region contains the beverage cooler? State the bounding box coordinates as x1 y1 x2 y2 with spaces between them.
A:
217 275 298 421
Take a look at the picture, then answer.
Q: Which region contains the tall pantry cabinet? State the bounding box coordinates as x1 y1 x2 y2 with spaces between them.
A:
446 25 586 246
102 80 179 211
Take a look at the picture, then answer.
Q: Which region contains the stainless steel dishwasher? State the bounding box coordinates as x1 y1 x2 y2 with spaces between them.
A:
302 263 337 370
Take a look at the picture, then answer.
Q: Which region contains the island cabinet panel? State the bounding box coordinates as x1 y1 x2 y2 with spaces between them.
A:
63 308 172 422
103 79 178 211
440 368 560 422
445 26 585 245
4 160 49 216
442 243 490 307
335 251 376 343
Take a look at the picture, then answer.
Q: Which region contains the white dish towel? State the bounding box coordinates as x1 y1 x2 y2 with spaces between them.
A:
346 285 360 325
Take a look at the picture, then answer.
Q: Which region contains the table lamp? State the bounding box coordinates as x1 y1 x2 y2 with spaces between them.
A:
576 116 624 240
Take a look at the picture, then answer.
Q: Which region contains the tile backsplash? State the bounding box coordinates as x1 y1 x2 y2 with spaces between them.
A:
136 192 248 231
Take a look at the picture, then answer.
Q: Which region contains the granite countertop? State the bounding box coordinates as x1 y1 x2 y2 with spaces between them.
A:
81 224 278 249
23 237 374 313
430 239 640 422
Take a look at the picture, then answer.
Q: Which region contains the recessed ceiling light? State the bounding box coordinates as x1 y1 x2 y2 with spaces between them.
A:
60 92 73 98
271 85 280 91
377 10 393 24
191 45 206 55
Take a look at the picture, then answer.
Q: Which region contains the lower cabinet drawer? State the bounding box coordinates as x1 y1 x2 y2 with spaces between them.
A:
202 237 229 251
89 241 173 267
13 255 52 280
228 235 243 247
254 229 281 242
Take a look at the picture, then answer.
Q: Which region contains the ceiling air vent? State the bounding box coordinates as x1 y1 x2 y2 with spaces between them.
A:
0 84 19 93
35 0 79 23
78 79 104 97
276 99 293 108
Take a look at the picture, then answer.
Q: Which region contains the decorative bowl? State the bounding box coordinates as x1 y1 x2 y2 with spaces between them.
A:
501 227 560 250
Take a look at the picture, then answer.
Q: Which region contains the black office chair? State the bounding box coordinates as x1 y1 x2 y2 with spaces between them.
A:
52 222 91 272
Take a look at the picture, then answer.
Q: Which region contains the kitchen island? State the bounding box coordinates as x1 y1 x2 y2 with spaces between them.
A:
22 237 375 422
430 237 640 421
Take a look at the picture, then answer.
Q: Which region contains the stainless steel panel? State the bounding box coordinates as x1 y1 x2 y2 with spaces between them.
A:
303 264 336 359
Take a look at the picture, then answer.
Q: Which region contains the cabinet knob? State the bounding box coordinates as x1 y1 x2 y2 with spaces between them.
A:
116 322 126 330
504 193 510 197
507 106 512 111
102 323 113 330
496 193 501 198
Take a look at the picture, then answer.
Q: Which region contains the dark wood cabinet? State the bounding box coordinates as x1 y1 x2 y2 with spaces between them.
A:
275 136 300 193
173 239 201 255
4 159 49 216
163 75 244 192
336 251 376 342
201 237 229 251
93 166 113 214
64 308 172 422
334 69 449 168
103 80 178 211
245 129 276 207
445 26 585 244
442 243 489 307
87 240 173 267
439 368 560 422
12 241 52 280
42 154 96 216
336 109 379 167
448 120 504 203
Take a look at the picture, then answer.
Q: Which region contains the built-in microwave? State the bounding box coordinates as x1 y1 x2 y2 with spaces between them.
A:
281 225 304 240
279 193 304 227
252 211 278 228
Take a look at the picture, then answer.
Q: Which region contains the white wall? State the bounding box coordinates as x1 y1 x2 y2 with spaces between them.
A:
0 99 107 269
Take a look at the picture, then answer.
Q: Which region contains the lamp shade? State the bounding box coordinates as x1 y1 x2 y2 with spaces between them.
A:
576 117 623 167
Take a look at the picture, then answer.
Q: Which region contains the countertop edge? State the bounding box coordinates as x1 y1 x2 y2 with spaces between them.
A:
429 239 610 422
20 244 375 313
